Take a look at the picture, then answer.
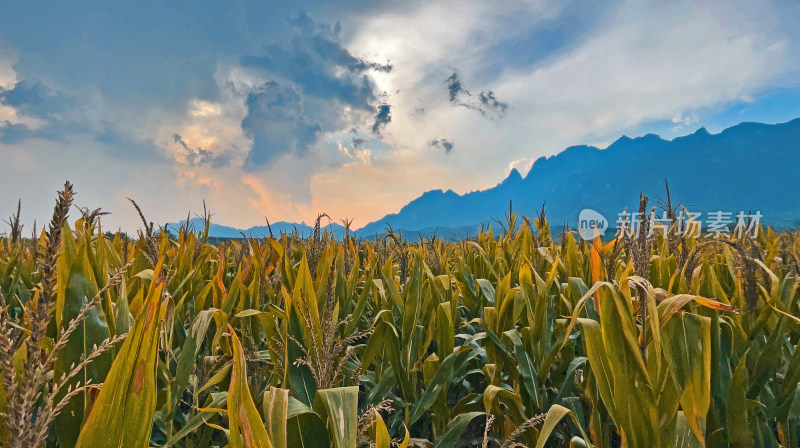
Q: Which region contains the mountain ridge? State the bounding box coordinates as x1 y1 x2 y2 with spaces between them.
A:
171 117 800 239
166 217 347 239
356 117 800 235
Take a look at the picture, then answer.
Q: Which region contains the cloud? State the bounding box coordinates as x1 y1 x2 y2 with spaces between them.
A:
242 80 322 165
445 72 509 117
672 112 699 126
146 48 395 225
0 79 73 142
232 12 394 166
497 1 797 135
337 140 372 165
149 66 257 175
242 11 391 104
371 103 391 136
0 48 16 90
671 112 700 131
1 80 75 117
172 133 217 166
142 11 402 220
429 138 454 154
505 157 534 177
478 91 508 116
129 7 398 230
350 135 366 150
0 69 145 155
446 72 467 102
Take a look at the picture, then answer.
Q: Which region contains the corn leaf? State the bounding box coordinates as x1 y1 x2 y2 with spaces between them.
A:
227 324 273 448
313 386 359 448
75 264 167 448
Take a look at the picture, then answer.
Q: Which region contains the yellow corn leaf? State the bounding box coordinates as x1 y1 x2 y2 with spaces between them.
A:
374 411 392 448
75 260 168 448
262 387 289 448
658 294 738 329
227 324 273 448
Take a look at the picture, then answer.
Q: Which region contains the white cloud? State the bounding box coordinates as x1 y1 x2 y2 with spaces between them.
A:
0 51 49 130
492 1 792 142
0 102 47 129
147 65 261 180
671 112 700 131
0 48 16 90
337 141 372 166
506 158 534 177
672 113 699 126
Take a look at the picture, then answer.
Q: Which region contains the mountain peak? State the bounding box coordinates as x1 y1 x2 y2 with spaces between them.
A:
611 135 633 145
502 168 523 184
607 133 665 151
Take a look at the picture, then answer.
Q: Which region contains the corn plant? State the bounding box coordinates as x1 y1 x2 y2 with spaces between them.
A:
0 183 798 447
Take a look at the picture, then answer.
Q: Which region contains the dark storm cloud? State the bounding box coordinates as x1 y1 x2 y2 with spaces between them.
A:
429 138 454 154
239 11 393 166
445 72 509 118
241 81 322 166
371 103 391 136
241 11 390 108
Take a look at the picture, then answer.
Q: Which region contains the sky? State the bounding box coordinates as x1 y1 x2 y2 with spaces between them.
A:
1 0 800 232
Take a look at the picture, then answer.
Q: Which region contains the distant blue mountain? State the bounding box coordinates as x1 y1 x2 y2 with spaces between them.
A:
357 117 800 236
166 217 347 239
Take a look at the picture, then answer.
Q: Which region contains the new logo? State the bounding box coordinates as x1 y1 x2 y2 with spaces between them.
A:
578 209 608 241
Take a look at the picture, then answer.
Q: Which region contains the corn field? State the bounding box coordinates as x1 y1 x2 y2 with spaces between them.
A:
1 182 800 448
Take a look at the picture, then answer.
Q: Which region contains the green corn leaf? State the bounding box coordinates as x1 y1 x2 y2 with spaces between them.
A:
55 231 114 448
313 386 359 448
662 312 712 445
286 397 330 448
434 412 485 448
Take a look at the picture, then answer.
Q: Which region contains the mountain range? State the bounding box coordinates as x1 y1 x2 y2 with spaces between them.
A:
170 117 800 239
166 218 347 239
